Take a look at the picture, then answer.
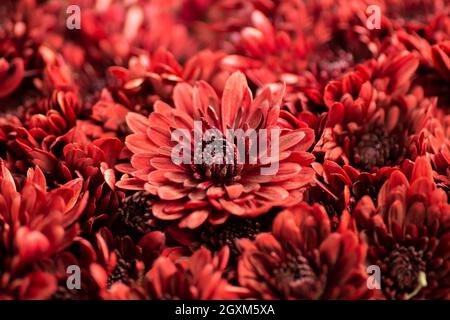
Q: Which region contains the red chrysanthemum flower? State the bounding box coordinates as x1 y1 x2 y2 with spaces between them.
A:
237 202 375 299
142 246 246 300
89 227 165 291
384 0 449 32
431 148 450 194
314 52 438 172
118 71 316 228
39 237 101 300
104 49 228 117
353 157 450 299
432 41 450 82
305 160 398 230
0 3 41 102
91 246 246 300
0 161 88 299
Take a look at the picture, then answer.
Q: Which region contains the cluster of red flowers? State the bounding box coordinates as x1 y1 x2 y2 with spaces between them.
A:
0 0 449 300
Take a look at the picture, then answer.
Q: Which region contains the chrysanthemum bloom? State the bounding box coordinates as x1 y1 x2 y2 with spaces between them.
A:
40 238 102 300
90 227 165 290
353 157 450 299
0 53 126 228
0 161 88 299
0 2 46 103
105 49 228 118
305 160 397 230
141 246 246 300
384 0 448 32
221 10 324 113
431 148 450 194
64 0 198 67
0 52 82 159
222 2 387 114
432 41 450 83
314 52 434 172
118 71 315 228
2 113 124 229
90 246 245 300
26 128 126 228
237 203 375 299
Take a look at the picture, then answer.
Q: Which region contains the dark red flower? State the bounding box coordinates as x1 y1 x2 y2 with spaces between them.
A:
431 41 450 81
384 0 449 33
91 227 165 289
431 148 450 194
0 161 88 299
118 71 315 228
314 52 438 172
142 246 246 300
237 202 375 299
353 157 450 299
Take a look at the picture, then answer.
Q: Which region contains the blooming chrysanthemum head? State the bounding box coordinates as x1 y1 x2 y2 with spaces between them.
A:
118 71 316 228
237 203 375 299
354 157 450 299
0 160 88 299
315 52 437 172
146 246 241 299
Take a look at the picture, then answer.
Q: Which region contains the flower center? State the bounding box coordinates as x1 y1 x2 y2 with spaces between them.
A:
272 252 317 297
202 217 262 257
107 251 132 288
118 191 155 234
192 136 243 181
352 128 405 171
316 49 354 83
385 245 427 298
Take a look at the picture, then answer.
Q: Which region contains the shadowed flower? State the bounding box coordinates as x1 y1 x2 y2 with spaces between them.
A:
431 41 450 82
237 202 375 299
314 53 436 172
353 157 450 299
91 227 165 290
0 1 46 103
117 71 315 228
431 148 450 194
91 246 246 300
142 246 246 299
105 49 228 116
384 0 449 33
0 160 88 299
305 160 397 229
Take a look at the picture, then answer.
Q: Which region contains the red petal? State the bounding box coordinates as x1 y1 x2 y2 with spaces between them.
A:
178 209 209 228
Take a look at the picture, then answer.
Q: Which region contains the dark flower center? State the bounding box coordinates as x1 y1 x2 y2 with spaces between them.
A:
271 252 317 297
202 218 262 257
52 286 85 300
107 251 132 288
192 136 243 181
387 0 437 24
316 49 354 84
384 245 427 298
118 191 155 234
352 128 405 171
352 178 381 206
